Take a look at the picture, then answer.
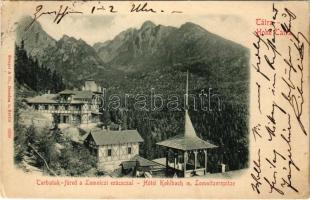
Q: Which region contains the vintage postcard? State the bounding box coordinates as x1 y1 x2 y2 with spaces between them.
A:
0 1 309 198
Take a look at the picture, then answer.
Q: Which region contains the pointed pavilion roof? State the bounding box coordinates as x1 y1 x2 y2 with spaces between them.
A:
156 111 217 151
156 71 217 151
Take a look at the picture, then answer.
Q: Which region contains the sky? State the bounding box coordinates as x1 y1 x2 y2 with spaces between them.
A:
37 14 250 47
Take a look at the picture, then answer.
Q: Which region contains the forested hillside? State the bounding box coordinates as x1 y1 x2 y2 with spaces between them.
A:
15 16 250 172
15 41 65 93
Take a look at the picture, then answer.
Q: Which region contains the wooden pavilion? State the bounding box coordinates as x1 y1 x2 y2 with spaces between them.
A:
156 72 217 177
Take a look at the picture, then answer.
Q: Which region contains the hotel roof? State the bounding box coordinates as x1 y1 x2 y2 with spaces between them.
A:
73 91 93 99
87 129 144 146
58 89 75 94
25 94 58 104
25 90 95 104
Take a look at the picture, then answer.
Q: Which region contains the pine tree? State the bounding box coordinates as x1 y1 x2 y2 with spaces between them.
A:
15 41 66 93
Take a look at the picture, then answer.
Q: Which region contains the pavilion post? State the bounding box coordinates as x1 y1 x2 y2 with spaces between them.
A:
204 150 207 174
166 150 169 175
194 150 198 171
174 152 177 169
183 151 187 177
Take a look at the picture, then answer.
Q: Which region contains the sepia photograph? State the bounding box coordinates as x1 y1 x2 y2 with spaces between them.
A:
1 1 309 198
14 14 249 178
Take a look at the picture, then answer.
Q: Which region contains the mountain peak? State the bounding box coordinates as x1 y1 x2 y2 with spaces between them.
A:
61 34 74 40
59 35 87 44
15 16 57 58
17 16 44 33
180 22 206 32
19 16 35 26
141 20 156 30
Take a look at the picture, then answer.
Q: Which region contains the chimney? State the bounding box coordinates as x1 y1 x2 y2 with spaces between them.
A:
118 125 122 131
107 125 110 131
47 90 50 94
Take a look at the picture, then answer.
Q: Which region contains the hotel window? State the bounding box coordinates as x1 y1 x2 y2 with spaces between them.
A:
107 149 112 157
65 105 69 110
128 147 132 154
44 105 48 110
